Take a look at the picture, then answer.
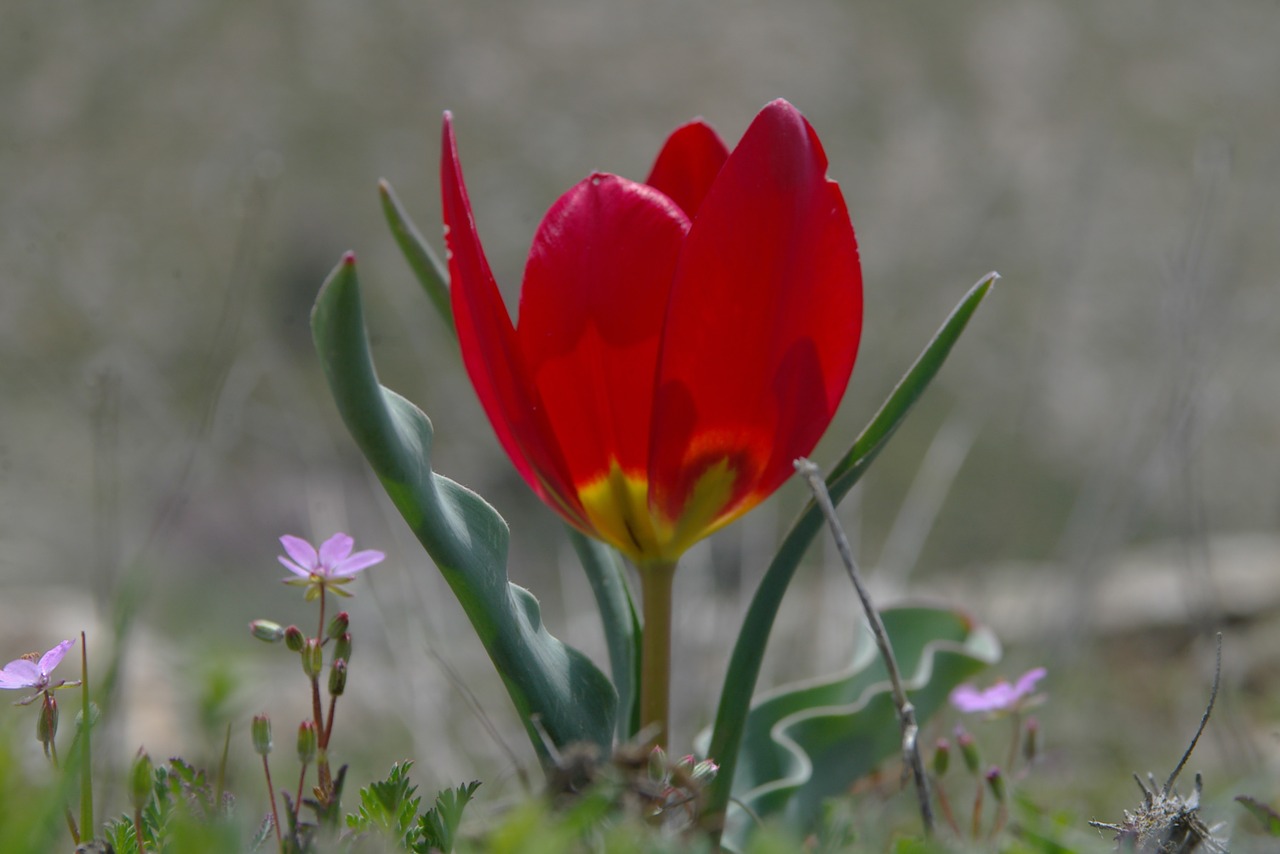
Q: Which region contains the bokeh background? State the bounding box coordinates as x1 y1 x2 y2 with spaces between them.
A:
3 0 1279 834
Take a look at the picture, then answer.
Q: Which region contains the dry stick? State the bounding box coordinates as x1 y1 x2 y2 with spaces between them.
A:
795 458 934 837
1164 632 1222 795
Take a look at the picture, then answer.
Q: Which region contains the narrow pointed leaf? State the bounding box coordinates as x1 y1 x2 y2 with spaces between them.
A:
379 179 454 334
567 528 642 740
1236 796 1280 837
311 254 615 757
703 272 999 834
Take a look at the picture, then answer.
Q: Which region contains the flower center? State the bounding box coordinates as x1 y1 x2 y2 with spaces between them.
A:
576 458 743 565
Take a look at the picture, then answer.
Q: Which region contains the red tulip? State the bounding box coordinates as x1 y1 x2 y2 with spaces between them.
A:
441 99 862 567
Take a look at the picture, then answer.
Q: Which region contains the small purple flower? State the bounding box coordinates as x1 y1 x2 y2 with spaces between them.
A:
0 639 75 704
950 667 1046 715
278 533 385 598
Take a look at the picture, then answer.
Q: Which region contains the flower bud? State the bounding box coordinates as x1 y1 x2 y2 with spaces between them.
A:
1023 716 1039 765
325 612 350 640
955 728 981 776
648 744 667 779
328 659 348 696
130 748 154 811
249 620 286 643
37 696 58 745
932 738 951 777
690 758 719 785
301 639 323 678
333 632 353 664
283 625 305 652
296 720 318 764
251 713 273 756
985 766 1006 803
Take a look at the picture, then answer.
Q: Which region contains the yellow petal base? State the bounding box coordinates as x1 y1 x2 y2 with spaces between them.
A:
577 459 749 565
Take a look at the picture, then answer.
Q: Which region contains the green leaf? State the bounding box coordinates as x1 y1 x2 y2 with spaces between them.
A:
890 838 947 854
311 256 617 757
702 272 999 838
1236 795 1280 836
347 760 421 837
567 528 642 740
719 606 999 847
380 179 454 334
378 185 639 740
103 817 139 854
418 780 482 853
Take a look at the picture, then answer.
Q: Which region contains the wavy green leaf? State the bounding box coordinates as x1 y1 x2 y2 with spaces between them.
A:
720 606 1000 848
703 272 999 837
311 254 616 758
375 187 640 739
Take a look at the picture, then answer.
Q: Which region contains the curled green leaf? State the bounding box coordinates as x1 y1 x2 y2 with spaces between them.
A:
311 254 615 758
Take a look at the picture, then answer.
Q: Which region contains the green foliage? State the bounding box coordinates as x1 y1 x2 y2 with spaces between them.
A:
420 779 483 853
347 761 422 846
567 526 643 741
285 763 350 847
704 272 1000 842
716 606 999 848
457 797 719 854
1236 795 1280 837
346 760 480 853
103 817 139 853
379 179 453 335
99 757 235 854
312 257 617 759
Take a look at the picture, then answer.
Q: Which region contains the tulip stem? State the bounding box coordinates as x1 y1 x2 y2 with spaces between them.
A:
639 560 677 749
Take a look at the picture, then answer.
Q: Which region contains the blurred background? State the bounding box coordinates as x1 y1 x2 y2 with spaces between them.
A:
3 0 1279 831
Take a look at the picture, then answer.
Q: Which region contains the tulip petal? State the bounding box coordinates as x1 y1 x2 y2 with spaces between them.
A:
645 120 730 219
650 100 862 530
440 114 589 529
519 174 688 486
517 174 689 558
